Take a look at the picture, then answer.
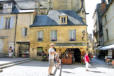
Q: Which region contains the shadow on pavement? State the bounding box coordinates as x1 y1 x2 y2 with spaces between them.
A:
89 70 106 74
17 61 49 67
62 71 75 74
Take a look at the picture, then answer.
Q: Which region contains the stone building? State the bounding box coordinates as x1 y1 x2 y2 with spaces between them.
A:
0 0 87 61
93 0 114 59
29 10 87 62
0 0 16 57
0 0 35 57
101 0 114 59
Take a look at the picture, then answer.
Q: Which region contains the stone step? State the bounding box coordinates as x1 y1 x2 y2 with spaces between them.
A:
0 53 8 58
0 59 31 69
0 58 30 66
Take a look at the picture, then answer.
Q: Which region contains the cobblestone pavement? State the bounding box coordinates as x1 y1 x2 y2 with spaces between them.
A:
0 61 49 76
0 58 114 76
61 58 114 76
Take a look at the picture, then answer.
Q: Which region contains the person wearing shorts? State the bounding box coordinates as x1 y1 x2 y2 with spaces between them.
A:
48 43 56 75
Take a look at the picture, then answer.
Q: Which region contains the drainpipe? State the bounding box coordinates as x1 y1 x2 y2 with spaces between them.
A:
14 13 18 57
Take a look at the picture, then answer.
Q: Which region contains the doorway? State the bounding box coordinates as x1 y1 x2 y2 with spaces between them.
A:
67 48 81 63
17 42 30 58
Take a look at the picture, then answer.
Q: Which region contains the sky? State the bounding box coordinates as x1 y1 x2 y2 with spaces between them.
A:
85 0 101 34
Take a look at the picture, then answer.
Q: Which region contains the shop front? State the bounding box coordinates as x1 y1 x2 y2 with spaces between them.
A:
55 43 87 64
16 42 30 58
97 44 114 65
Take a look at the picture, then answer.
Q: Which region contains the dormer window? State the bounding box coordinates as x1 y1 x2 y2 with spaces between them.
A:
59 15 68 24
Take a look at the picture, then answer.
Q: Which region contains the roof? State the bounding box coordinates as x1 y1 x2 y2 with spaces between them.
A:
12 0 49 13
31 10 86 27
12 6 35 13
14 0 49 10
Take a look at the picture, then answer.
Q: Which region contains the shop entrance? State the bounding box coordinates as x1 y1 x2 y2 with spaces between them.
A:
17 42 30 58
72 48 81 63
67 48 81 63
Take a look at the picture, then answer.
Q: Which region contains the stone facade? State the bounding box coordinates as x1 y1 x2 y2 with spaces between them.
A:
0 0 87 60
0 14 16 54
102 1 114 45
29 26 87 59
15 13 34 57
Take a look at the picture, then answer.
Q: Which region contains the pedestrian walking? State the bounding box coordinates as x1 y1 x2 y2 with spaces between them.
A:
8 46 13 58
48 43 56 76
85 52 90 71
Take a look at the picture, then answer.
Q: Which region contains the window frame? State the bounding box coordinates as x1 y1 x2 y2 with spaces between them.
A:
5 17 11 29
69 29 76 41
37 31 44 42
106 29 109 41
50 30 57 41
60 16 68 24
22 28 28 37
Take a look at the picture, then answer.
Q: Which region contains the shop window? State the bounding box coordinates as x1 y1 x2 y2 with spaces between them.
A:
37 47 43 56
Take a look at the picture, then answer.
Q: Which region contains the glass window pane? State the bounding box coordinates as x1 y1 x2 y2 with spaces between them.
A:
5 17 10 29
0 16 4 29
69 30 76 41
51 30 57 41
38 31 43 41
10 16 15 28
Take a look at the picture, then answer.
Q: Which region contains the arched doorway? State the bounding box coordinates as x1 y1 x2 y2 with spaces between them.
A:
66 48 81 63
